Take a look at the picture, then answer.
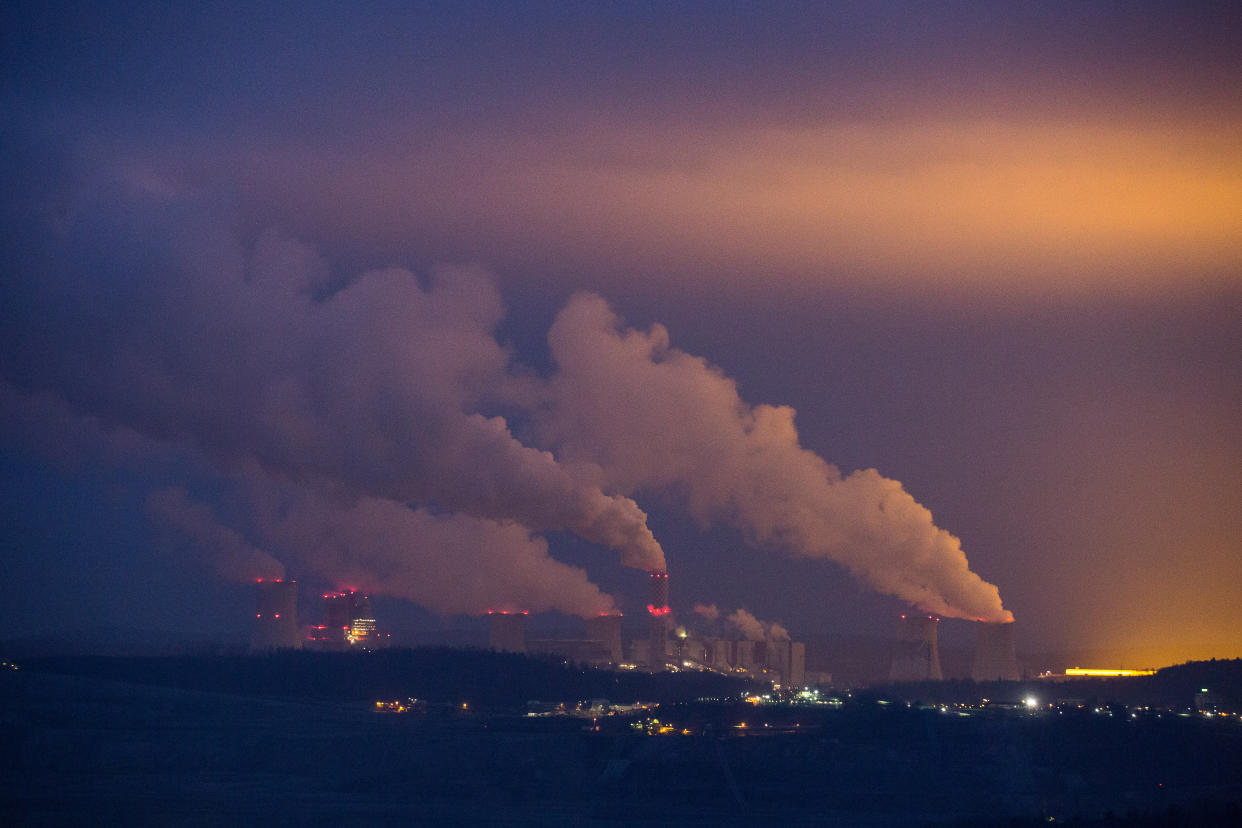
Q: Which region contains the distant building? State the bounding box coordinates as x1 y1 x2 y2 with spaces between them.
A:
304 589 388 650
348 595 379 646
251 579 301 651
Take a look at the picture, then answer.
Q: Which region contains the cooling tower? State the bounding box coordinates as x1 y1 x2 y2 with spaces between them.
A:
251 578 301 651
488 611 528 653
647 571 670 666
888 614 943 681
585 613 624 663
971 620 1020 681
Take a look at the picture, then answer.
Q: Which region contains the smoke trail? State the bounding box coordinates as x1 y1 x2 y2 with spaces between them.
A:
0 179 660 616
148 488 285 581
538 294 1012 622
148 485 618 616
726 608 791 642
693 603 720 621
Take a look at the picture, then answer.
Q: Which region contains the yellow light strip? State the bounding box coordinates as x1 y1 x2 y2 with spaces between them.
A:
1064 668 1156 677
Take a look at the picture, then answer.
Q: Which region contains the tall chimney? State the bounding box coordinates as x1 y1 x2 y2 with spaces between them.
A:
888 614 943 681
647 571 670 666
971 620 1019 681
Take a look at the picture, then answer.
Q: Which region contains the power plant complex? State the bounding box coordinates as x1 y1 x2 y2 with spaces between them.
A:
251 580 390 652
487 571 808 688
250 572 1025 688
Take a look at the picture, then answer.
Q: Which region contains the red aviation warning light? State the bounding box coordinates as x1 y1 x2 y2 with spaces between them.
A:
646 604 672 616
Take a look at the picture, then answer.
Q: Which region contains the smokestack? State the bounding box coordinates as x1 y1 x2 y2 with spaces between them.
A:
889 614 943 681
585 613 623 663
488 610 528 653
647 571 670 666
251 578 300 650
972 620 1019 681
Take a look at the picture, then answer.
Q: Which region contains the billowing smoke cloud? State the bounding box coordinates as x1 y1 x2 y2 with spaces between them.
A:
693 603 720 621
1 176 661 616
727 608 791 642
148 488 285 581
537 295 1012 622
153 483 616 617
3 169 1011 623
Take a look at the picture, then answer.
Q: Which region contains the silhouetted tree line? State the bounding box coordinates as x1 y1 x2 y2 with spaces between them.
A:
21 647 760 707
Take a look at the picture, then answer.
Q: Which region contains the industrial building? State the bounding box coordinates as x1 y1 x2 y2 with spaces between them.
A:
303 589 389 650
251 579 301 651
512 570 809 688
889 614 944 681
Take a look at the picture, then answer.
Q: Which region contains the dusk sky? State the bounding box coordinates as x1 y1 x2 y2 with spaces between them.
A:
3 1 1240 666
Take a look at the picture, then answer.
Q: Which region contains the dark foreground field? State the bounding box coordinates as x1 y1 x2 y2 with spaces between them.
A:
4 667 1241 827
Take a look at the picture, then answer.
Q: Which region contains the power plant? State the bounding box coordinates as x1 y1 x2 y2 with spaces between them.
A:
251 578 301 651
972 620 1020 681
244 571 1016 692
304 589 389 650
889 614 944 681
523 570 808 688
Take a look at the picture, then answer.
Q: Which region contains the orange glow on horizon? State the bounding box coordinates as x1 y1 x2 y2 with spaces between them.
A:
286 119 1242 300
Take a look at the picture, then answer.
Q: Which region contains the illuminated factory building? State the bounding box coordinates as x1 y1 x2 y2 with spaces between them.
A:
304 589 389 650
251 578 301 651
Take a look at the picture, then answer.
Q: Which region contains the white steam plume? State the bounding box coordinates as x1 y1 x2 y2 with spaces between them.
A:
538 294 1012 622
726 608 790 642
148 488 285 581
1 179 660 616
157 483 618 617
